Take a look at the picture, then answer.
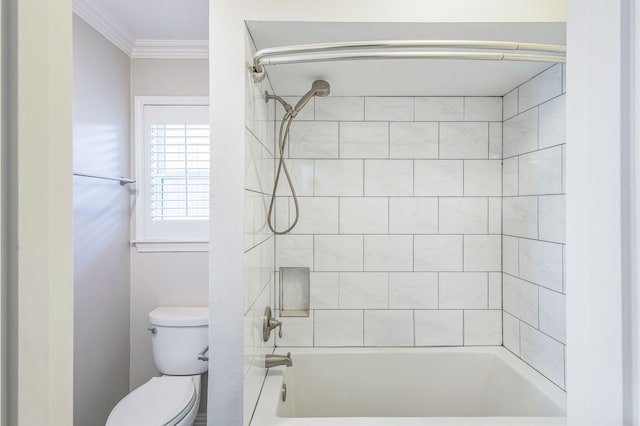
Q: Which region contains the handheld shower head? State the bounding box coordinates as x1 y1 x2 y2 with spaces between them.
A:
293 80 331 115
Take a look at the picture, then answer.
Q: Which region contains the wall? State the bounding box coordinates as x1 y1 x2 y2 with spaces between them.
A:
73 16 132 426
129 58 209 396
501 64 566 390
243 30 276 425
273 95 503 348
210 2 566 424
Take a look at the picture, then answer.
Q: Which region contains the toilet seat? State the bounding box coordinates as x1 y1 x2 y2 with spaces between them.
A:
106 376 197 426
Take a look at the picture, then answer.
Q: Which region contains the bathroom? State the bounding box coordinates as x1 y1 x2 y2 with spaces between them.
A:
0 0 637 426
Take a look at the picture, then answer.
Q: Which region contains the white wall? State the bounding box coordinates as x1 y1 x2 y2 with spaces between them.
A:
129 58 209 413
210 2 566 424
502 64 566 390
73 15 131 426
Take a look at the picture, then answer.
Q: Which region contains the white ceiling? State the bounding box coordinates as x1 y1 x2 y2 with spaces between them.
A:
87 0 208 40
246 22 566 96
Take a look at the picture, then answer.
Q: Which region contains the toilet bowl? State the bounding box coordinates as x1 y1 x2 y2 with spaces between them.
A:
106 375 201 426
106 307 208 426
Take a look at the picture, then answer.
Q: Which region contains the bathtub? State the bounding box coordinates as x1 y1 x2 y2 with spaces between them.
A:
251 347 566 425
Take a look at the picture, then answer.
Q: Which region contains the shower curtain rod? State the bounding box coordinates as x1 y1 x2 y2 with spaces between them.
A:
251 39 566 82
73 172 136 186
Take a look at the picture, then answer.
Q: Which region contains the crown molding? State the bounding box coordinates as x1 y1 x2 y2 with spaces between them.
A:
72 0 135 55
131 40 209 59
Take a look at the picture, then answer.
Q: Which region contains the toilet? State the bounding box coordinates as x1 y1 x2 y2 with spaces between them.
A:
106 307 209 426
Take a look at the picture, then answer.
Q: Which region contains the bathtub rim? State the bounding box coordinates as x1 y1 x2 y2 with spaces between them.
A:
251 346 566 426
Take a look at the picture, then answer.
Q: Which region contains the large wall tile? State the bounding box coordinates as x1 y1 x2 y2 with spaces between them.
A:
289 121 339 158
502 157 519 196
539 288 566 344
414 160 463 196
439 272 488 309
503 196 538 239
339 197 388 234
275 235 313 269
439 122 489 159
518 146 563 196
503 274 538 327
519 238 563 292
364 235 414 271
364 310 414 346
414 97 464 121
314 310 364 346
275 159 314 196
464 310 502 345
364 160 413 196
414 235 463 271
339 272 388 309
539 195 566 244
389 197 438 234
520 322 565 388
463 235 501 271
518 64 563 112
315 96 364 121
538 94 566 149
389 272 438 309
365 97 414 121
314 235 364 271
503 108 537 158
503 312 520 355
464 97 502 121
502 88 518 120
340 122 389 158
415 310 463 346
310 272 339 309
289 197 339 234
314 159 363 196
439 198 488 234
390 122 438 158
464 160 502 196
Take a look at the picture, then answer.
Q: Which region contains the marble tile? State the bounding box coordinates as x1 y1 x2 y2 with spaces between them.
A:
415 310 463 346
414 160 463 196
315 96 364 121
439 272 488 309
389 272 438 309
488 272 502 309
518 64 563 112
503 273 538 327
365 97 413 121
340 122 389 158
503 196 538 239
389 122 438 159
388 197 438 234
520 322 565 389
289 121 339 158
364 160 413 196
464 97 502 121
339 197 388 234
503 88 518 120
538 94 566 149
539 194 566 244
502 157 519 196
289 197 338 234
519 146 563 196
314 310 364 346
489 122 503 159
503 312 521 355
275 234 313 270
519 238 563 292
439 122 489 159
275 159 314 196
364 235 414 271
364 310 414 346
275 310 314 347
502 236 519 276
276 96 314 121
503 108 538 158
464 310 502 345
339 272 388 309
314 235 364 271
464 160 502 196
463 235 501 272
539 288 566 344
488 197 502 234
439 198 488 234
314 159 363 196
414 97 464 121
414 235 463 272
310 272 339 309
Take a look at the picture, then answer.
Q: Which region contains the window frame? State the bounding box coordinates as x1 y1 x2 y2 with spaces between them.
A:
133 96 210 252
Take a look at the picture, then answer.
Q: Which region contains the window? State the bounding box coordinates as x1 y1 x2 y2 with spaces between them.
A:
135 97 210 244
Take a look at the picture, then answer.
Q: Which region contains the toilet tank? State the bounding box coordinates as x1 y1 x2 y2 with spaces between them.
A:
149 307 209 375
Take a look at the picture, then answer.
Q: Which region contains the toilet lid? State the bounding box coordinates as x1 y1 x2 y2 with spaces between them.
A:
106 376 197 426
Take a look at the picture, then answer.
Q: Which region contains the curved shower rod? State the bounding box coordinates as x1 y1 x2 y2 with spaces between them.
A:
251 39 566 82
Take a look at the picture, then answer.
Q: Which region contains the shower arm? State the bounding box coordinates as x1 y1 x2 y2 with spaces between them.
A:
265 92 294 116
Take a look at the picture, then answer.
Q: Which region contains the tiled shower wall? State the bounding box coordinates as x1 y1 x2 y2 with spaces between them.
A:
274 95 504 348
243 32 276 425
502 64 566 389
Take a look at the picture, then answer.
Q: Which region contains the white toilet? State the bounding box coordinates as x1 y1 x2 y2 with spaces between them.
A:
106 307 209 426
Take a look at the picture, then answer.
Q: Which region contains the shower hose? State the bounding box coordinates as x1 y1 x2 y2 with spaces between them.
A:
267 110 299 234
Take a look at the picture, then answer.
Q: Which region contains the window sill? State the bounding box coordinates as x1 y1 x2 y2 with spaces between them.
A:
131 240 209 253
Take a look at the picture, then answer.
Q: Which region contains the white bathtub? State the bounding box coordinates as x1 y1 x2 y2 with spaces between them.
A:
252 347 566 426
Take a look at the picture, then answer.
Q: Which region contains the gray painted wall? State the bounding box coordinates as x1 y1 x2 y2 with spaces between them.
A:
129 57 209 413
73 15 131 426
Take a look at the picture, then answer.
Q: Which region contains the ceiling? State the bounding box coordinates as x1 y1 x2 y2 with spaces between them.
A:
246 22 566 96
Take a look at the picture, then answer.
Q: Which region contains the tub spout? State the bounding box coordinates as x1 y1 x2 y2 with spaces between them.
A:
265 352 292 368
